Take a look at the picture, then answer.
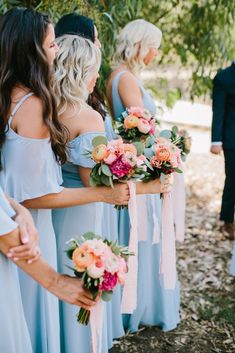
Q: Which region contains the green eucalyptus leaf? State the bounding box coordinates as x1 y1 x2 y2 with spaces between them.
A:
92 136 108 147
174 167 183 173
101 174 111 186
101 163 112 176
144 147 154 159
172 125 179 134
133 141 144 156
159 130 172 139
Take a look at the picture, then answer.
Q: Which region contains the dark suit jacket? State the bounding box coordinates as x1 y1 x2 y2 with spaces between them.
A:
212 62 235 148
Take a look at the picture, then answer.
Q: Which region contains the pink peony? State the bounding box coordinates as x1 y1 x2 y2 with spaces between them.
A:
109 155 132 178
99 271 118 291
137 118 151 134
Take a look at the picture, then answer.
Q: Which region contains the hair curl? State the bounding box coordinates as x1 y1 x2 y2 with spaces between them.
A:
52 35 101 116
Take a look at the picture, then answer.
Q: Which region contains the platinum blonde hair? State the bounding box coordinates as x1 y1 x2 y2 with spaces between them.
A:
114 19 162 71
52 35 101 115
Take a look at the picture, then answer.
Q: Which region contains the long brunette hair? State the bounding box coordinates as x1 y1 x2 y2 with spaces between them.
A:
0 8 68 169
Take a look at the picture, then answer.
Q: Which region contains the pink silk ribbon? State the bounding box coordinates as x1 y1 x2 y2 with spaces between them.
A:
121 181 138 314
160 191 177 289
136 194 148 241
172 169 185 242
90 300 103 353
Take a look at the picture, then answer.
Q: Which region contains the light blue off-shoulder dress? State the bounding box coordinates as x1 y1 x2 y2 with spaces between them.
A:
111 71 180 332
0 187 33 353
0 93 63 353
52 132 110 353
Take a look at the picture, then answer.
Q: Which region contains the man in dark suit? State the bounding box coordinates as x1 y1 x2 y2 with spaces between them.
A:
211 62 235 239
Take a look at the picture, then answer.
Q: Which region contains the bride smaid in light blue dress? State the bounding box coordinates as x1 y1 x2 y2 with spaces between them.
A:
107 19 180 332
52 35 110 353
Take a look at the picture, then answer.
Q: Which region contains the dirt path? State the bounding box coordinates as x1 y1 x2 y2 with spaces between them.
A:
110 152 235 353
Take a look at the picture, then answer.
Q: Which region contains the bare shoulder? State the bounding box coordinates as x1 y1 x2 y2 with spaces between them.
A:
12 95 49 139
78 107 105 135
62 106 105 139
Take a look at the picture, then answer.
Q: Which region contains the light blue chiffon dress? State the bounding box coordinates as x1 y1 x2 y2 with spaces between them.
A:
0 93 62 353
112 71 180 332
0 187 33 353
52 132 110 353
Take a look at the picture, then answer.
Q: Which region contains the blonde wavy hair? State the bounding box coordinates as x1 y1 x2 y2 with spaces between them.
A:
114 19 162 71
52 35 101 115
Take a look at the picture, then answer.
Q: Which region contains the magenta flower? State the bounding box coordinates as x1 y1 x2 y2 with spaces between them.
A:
99 271 118 291
110 155 132 178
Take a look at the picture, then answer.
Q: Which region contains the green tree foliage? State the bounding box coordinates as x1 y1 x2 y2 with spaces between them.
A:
0 0 234 99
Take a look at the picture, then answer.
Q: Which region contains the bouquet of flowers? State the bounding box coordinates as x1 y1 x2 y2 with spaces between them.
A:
143 134 183 181
115 106 159 142
89 136 147 188
66 232 133 325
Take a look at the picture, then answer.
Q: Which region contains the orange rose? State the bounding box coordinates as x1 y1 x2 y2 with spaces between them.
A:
155 146 171 162
124 115 139 129
92 144 108 163
72 247 95 272
123 143 137 155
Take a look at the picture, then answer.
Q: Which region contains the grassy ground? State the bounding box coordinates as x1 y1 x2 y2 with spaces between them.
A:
110 152 235 353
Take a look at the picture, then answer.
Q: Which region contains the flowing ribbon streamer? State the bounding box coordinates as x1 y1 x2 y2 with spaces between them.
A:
160 191 177 289
136 194 148 241
121 181 138 313
150 194 161 244
172 168 185 242
90 300 103 353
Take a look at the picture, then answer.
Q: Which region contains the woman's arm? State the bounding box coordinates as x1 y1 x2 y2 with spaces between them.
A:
0 228 96 309
7 197 40 263
118 71 144 108
22 184 130 209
